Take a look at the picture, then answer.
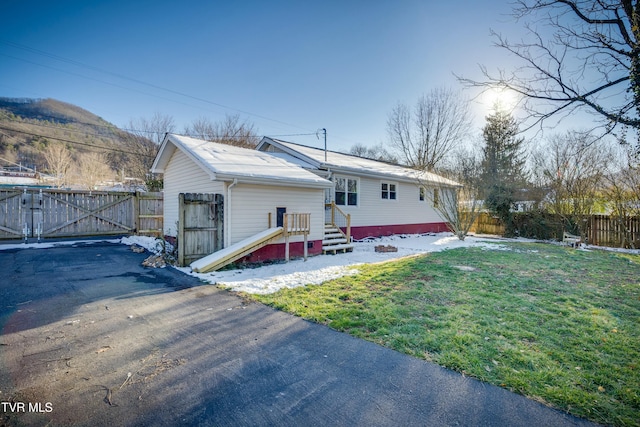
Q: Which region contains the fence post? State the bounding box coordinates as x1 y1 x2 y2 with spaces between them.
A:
133 191 140 234
178 193 185 267
331 201 335 224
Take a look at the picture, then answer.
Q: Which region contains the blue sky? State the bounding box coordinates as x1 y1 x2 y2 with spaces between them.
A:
1 1 522 151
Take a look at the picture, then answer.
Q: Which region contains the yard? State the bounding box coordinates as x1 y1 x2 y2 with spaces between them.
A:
3 238 594 426
250 241 640 426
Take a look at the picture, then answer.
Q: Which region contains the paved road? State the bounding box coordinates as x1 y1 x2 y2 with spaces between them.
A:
0 240 598 426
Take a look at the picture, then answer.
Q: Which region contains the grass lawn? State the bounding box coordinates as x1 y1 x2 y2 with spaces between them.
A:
251 242 640 426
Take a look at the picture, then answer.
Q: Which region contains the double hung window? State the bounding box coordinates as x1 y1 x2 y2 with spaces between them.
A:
335 177 358 206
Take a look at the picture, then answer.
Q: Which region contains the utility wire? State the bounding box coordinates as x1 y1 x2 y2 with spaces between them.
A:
0 116 136 136
0 40 315 133
0 51 204 114
1 42 375 149
0 114 318 141
0 125 157 158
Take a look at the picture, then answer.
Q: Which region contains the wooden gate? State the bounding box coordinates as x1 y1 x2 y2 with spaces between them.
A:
135 192 164 237
178 193 224 267
40 190 135 238
0 189 163 241
0 189 25 239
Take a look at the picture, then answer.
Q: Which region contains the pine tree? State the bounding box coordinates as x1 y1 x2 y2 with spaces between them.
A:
480 106 528 234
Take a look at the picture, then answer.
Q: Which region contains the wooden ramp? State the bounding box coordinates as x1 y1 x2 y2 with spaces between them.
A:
190 227 283 273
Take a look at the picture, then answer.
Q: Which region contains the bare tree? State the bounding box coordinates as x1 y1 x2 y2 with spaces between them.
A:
127 112 176 145
459 1 640 143
602 143 640 247
531 130 611 235
419 147 485 240
116 132 159 184
121 112 176 188
42 142 72 188
349 143 398 163
71 151 114 190
387 87 473 171
183 114 259 148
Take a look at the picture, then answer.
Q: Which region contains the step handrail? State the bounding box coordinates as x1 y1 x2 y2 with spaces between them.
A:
325 202 351 243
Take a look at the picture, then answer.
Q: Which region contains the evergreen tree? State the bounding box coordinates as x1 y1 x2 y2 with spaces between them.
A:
480 106 528 234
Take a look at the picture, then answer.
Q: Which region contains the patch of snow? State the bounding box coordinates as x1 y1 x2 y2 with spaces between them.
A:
584 244 640 255
186 232 506 295
4 232 637 296
120 236 164 254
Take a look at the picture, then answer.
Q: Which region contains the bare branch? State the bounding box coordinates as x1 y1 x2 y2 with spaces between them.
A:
183 114 259 148
458 0 640 143
386 87 472 171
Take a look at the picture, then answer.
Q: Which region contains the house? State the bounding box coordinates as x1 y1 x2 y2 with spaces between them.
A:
256 137 459 240
151 134 333 266
151 134 459 270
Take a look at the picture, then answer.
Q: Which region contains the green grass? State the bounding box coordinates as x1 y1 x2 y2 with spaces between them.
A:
251 243 640 426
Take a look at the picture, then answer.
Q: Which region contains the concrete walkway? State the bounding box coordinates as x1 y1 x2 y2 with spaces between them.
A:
0 240 598 426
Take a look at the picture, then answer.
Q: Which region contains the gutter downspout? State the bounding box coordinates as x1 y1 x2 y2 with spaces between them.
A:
226 179 238 247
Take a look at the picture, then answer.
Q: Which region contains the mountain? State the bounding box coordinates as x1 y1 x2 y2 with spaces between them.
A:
0 97 111 127
0 97 154 182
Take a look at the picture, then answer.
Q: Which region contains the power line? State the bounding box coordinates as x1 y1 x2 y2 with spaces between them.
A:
1 42 381 150
0 40 315 133
0 115 137 137
1 114 303 142
0 102 324 140
0 125 156 158
265 133 317 137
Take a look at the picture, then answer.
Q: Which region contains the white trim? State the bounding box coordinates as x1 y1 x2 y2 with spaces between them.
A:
380 180 398 201
334 175 359 207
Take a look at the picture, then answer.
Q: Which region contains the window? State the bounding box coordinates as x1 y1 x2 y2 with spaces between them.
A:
335 177 358 206
419 187 439 207
381 182 397 200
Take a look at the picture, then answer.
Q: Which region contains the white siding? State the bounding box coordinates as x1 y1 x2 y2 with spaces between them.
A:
332 173 444 227
163 149 224 236
229 183 325 245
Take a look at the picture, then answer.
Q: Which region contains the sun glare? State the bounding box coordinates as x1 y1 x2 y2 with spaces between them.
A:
481 87 519 112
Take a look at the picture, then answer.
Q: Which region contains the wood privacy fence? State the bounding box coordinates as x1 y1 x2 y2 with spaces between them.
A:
0 188 163 240
471 213 506 236
588 214 640 248
470 212 640 248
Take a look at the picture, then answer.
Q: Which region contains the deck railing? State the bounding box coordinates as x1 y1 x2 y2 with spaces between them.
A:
268 212 312 260
283 212 311 235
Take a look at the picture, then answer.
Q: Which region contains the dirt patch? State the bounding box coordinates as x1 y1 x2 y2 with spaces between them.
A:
453 265 478 272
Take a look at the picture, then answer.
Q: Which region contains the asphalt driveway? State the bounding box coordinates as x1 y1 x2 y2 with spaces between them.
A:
0 240 598 426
